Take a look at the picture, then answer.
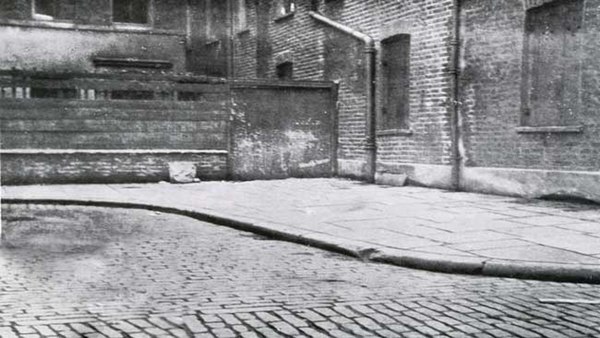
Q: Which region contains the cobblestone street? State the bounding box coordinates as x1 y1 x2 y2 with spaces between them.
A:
1 204 600 338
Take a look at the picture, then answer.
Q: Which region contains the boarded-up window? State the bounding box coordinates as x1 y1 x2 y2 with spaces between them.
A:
523 0 583 126
113 0 149 24
381 34 410 129
33 0 75 20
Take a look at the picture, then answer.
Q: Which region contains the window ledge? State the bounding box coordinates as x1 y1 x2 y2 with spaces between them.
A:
516 125 584 134
274 12 295 22
112 22 152 31
0 149 228 155
377 129 413 137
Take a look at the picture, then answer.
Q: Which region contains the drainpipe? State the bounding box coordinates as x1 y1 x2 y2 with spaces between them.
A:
308 11 377 183
227 0 235 79
449 0 464 191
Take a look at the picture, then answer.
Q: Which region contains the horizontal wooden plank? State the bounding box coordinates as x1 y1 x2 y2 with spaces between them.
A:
231 79 335 89
1 132 227 150
0 98 228 110
1 120 227 133
0 69 227 84
0 108 228 122
1 149 228 155
1 79 229 93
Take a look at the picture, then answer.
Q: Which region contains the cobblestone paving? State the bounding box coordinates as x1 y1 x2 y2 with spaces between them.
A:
1 204 600 338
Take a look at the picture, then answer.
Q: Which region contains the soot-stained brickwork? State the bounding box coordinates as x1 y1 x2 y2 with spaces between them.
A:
233 0 600 201
233 0 455 179
459 0 600 172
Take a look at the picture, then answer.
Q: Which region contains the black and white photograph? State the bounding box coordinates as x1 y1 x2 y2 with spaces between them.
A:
1 0 599 337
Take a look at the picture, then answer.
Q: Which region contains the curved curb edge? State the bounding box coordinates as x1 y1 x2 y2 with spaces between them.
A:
3 198 600 284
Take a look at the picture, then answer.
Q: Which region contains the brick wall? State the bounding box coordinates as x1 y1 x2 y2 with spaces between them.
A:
1 151 227 184
230 81 336 180
0 0 189 74
233 0 259 78
459 0 600 172
0 73 338 184
0 81 231 184
233 0 455 179
0 99 229 150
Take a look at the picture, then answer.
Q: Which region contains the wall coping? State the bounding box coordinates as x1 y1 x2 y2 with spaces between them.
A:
0 149 228 155
516 125 584 134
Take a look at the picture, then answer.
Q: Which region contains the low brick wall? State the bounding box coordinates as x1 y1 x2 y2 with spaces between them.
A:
0 73 231 184
1 150 227 184
0 73 338 184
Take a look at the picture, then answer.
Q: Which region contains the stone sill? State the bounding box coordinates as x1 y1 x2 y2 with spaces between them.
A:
516 125 584 134
274 12 295 23
377 129 413 137
0 18 184 36
0 149 228 155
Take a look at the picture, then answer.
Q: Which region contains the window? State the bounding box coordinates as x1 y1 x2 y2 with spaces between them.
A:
381 34 411 130
276 0 295 17
276 62 293 80
234 0 248 33
33 0 75 21
113 0 149 24
522 0 584 126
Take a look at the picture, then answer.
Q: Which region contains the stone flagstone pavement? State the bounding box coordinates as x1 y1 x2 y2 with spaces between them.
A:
3 178 600 282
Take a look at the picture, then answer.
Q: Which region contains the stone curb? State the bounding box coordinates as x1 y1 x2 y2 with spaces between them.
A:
3 198 600 284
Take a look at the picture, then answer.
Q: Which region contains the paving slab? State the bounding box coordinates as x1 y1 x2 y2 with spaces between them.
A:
2 178 600 283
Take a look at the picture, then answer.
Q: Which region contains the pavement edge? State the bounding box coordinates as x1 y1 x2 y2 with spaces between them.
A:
3 198 600 284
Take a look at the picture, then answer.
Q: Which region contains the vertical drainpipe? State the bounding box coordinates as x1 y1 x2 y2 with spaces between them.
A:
308 11 377 183
227 0 235 79
227 0 235 179
364 43 377 183
449 0 463 191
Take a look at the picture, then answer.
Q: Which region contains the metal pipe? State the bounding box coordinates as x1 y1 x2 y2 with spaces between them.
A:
449 0 463 191
227 0 235 79
308 11 377 183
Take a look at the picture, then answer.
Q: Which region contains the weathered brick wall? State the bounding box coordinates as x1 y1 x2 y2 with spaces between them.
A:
459 0 600 172
233 0 259 79
264 1 325 81
188 0 229 77
0 0 188 74
234 0 455 179
1 151 227 184
0 99 228 150
0 76 339 184
0 93 230 184
230 81 336 180
0 26 187 74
